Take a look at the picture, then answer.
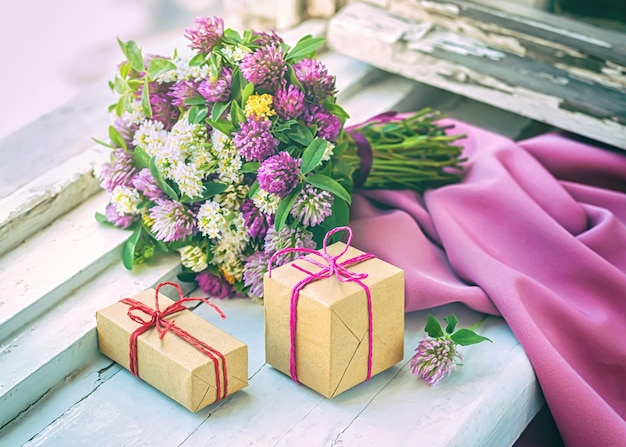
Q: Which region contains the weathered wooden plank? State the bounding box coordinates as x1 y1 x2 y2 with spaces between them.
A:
0 254 184 430
327 2 626 149
2 298 539 447
0 193 124 342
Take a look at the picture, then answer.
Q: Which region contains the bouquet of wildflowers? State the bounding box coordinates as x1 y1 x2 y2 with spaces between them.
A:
96 16 464 300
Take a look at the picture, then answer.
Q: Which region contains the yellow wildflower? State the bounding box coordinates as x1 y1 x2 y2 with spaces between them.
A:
244 94 276 119
142 210 154 228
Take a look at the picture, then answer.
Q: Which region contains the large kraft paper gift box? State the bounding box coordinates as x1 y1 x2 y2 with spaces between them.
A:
264 239 405 398
96 284 248 411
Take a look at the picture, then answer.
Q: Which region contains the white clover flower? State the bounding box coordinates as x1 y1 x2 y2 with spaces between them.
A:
153 68 178 84
193 149 218 175
197 200 227 239
111 185 141 215
122 100 147 125
170 163 204 199
214 182 248 210
252 189 280 215
221 45 247 63
211 129 231 153
217 155 243 184
133 120 167 156
179 245 209 272
321 140 335 163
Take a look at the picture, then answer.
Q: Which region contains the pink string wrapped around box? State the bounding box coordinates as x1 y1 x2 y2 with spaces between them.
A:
268 226 376 383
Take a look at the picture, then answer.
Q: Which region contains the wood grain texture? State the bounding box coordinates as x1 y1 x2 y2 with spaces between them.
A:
328 2 626 149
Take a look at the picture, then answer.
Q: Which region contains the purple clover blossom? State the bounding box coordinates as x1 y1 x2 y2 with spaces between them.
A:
293 58 336 101
113 118 137 149
132 168 163 201
305 105 342 142
239 45 286 92
264 226 316 265
105 204 138 229
198 67 232 103
139 81 180 130
410 336 463 386
291 184 333 227
148 199 196 242
99 149 137 192
184 16 224 53
252 30 284 47
243 251 270 299
233 117 279 162
195 270 234 299
274 84 306 120
257 152 301 198
241 199 273 239
169 80 200 107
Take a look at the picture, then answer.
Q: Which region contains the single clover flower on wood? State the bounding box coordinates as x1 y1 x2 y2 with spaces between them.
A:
410 314 492 386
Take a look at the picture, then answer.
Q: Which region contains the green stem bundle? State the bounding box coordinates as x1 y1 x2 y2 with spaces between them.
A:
337 108 466 192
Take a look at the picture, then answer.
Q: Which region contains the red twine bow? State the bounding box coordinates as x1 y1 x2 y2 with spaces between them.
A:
268 226 376 383
120 281 229 402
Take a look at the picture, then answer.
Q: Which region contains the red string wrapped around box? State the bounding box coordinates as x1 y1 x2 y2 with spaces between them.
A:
268 226 376 383
119 281 229 402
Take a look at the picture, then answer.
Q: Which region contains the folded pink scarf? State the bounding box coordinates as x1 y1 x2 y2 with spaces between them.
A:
349 120 626 447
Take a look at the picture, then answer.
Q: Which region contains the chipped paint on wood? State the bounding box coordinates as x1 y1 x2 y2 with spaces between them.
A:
328 2 626 149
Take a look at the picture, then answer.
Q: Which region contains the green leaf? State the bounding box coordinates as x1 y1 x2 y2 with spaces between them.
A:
274 184 302 231
241 162 260 174
444 314 458 334
133 145 151 170
287 123 314 146
142 224 169 253
177 270 199 283
211 101 231 121
248 179 259 198
230 100 246 126
122 227 142 270
141 77 152 118
424 314 444 338
184 96 208 106
241 82 255 106
300 138 328 174
180 182 227 203
450 329 492 346
149 157 179 200
108 125 127 150
147 58 176 80
286 35 326 61
188 106 208 124
208 119 235 136
92 137 115 149
189 52 208 66
125 40 145 72
94 211 115 227
305 174 351 204
285 64 304 91
322 102 350 120
112 76 126 94
230 68 246 103
223 28 242 44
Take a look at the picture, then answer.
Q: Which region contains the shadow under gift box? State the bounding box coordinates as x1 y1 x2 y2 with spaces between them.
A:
264 242 405 398
96 289 248 412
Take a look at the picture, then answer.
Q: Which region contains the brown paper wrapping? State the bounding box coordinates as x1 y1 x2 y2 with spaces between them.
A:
96 289 248 412
264 242 404 398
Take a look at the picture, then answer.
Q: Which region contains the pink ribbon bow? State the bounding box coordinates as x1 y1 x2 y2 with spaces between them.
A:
268 226 376 383
120 281 229 402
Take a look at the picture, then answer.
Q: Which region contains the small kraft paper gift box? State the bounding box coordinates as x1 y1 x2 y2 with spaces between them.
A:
96 282 248 412
264 227 404 398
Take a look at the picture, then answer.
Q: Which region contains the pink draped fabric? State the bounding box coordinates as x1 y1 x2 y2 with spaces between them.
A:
348 120 626 447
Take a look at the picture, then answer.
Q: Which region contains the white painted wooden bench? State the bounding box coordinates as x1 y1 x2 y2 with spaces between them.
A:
0 16 543 447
